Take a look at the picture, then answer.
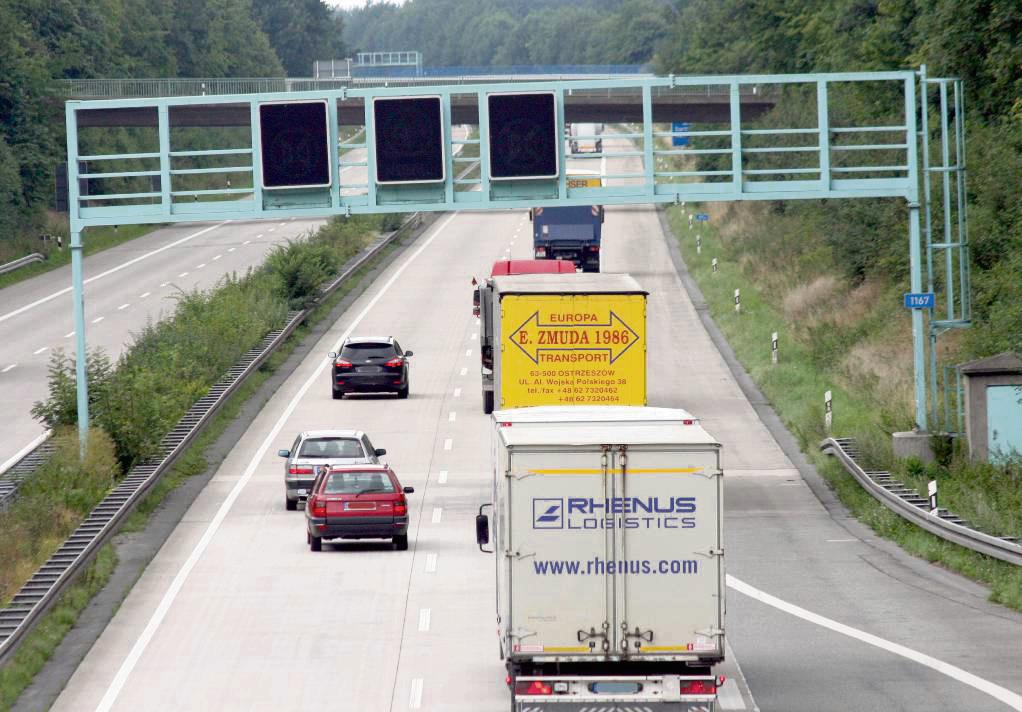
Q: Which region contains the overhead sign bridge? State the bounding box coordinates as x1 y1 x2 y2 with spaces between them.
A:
62 69 969 440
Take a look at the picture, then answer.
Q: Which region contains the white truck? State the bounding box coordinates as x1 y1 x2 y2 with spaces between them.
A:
476 406 725 711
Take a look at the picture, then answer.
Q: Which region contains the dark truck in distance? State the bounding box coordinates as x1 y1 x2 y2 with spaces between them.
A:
530 205 604 272
473 260 576 414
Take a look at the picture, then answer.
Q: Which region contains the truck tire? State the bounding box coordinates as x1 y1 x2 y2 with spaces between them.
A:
483 390 494 414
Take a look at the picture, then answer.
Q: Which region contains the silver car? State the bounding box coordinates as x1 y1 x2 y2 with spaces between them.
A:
277 430 385 510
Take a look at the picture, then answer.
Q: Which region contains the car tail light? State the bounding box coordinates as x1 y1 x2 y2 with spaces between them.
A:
394 498 407 516
384 358 403 368
679 679 717 695
535 247 547 257
515 680 553 695
587 245 600 252
289 466 313 475
334 359 353 368
682 419 695 425
310 497 327 517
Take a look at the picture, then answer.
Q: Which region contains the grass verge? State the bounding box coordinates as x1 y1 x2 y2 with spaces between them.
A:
666 204 1022 611
0 546 117 712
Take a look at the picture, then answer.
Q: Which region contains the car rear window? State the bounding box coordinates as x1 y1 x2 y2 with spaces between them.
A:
298 438 365 459
341 342 397 360
323 471 395 494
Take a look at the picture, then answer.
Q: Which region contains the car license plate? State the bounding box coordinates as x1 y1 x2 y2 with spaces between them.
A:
345 502 377 511
297 489 309 496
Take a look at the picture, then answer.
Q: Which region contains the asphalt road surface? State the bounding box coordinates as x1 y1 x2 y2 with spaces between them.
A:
48 141 1022 711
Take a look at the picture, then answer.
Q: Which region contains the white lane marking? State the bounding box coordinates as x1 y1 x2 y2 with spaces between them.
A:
2 363 16 373
717 673 747 710
256 234 264 239
409 678 424 709
453 388 461 398
242 240 251 245
195 263 206 269
721 640 757 711
227 247 236 253
727 575 1022 710
160 282 170 287
278 222 286 226
418 608 431 632
139 292 151 299
827 539 858 543
459 367 467 376
443 438 453 451
267 228 275 233
91 316 104 324
475 318 480 326
600 154 607 184
64 331 74 338
177 272 188 278
93 212 461 712
448 412 456 422
33 347 48 355
212 255 222 261
0 222 227 325
425 553 438 573
470 332 477 340
465 349 472 356
437 470 448 484
117 303 130 310
1 429 51 476
431 507 443 524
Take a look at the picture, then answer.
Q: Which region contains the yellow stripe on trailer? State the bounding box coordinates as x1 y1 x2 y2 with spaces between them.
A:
525 467 704 476
542 646 591 653
640 645 689 652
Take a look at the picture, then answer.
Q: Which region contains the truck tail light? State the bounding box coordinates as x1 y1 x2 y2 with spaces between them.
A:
334 359 353 369
384 358 403 368
289 466 313 475
535 247 547 257
587 245 600 252
682 419 695 425
473 306 481 317
310 497 327 518
679 679 717 695
515 680 553 695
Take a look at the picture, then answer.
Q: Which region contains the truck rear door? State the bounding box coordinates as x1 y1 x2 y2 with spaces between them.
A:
612 445 723 659
507 448 613 656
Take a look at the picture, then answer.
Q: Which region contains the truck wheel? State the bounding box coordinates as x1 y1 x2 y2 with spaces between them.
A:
286 497 297 511
483 390 494 414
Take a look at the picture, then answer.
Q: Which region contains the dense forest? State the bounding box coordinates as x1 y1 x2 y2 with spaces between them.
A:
342 0 673 66
0 0 344 261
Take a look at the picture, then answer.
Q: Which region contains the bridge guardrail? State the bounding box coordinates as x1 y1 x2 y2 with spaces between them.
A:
0 157 478 667
821 437 1022 567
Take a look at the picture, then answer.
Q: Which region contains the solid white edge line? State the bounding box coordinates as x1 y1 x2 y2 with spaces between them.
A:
94 212 459 712
0 429 52 476
0 222 227 325
727 575 1022 710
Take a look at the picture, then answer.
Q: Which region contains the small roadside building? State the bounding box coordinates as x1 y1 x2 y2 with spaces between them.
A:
959 352 1022 462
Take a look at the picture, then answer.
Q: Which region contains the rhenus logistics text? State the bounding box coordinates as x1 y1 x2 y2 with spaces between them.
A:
533 496 697 530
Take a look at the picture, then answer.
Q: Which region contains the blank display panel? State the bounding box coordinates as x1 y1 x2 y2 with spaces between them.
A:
259 101 331 189
373 96 445 184
487 92 558 180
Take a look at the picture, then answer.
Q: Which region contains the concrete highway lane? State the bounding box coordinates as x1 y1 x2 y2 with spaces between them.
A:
48 138 1022 712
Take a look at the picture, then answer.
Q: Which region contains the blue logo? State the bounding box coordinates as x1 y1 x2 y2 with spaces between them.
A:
533 498 563 529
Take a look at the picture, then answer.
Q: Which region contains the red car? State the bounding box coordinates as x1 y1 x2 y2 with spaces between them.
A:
305 464 414 551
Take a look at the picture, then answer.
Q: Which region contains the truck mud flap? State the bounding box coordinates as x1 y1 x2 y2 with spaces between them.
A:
516 702 714 712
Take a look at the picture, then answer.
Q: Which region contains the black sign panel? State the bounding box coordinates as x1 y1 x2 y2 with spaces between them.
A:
259 101 331 189
487 92 558 180
373 96 445 184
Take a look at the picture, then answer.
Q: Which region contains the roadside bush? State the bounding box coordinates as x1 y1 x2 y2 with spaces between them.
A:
265 239 340 309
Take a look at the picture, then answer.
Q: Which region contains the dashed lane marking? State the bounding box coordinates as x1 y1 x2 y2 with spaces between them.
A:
64 331 74 338
160 282 170 287
0 222 227 325
409 678 423 709
212 255 221 261
177 272 189 278
459 367 467 376
418 608 431 632
437 471 448 484
453 388 461 398
139 292 151 299
727 575 1022 711
227 247 236 253
431 507 443 524
465 349 472 356
425 553 438 573
33 347 48 355
2 364 16 373
117 303 130 310
443 439 453 451
92 316 104 324
195 263 206 269
448 412 456 422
